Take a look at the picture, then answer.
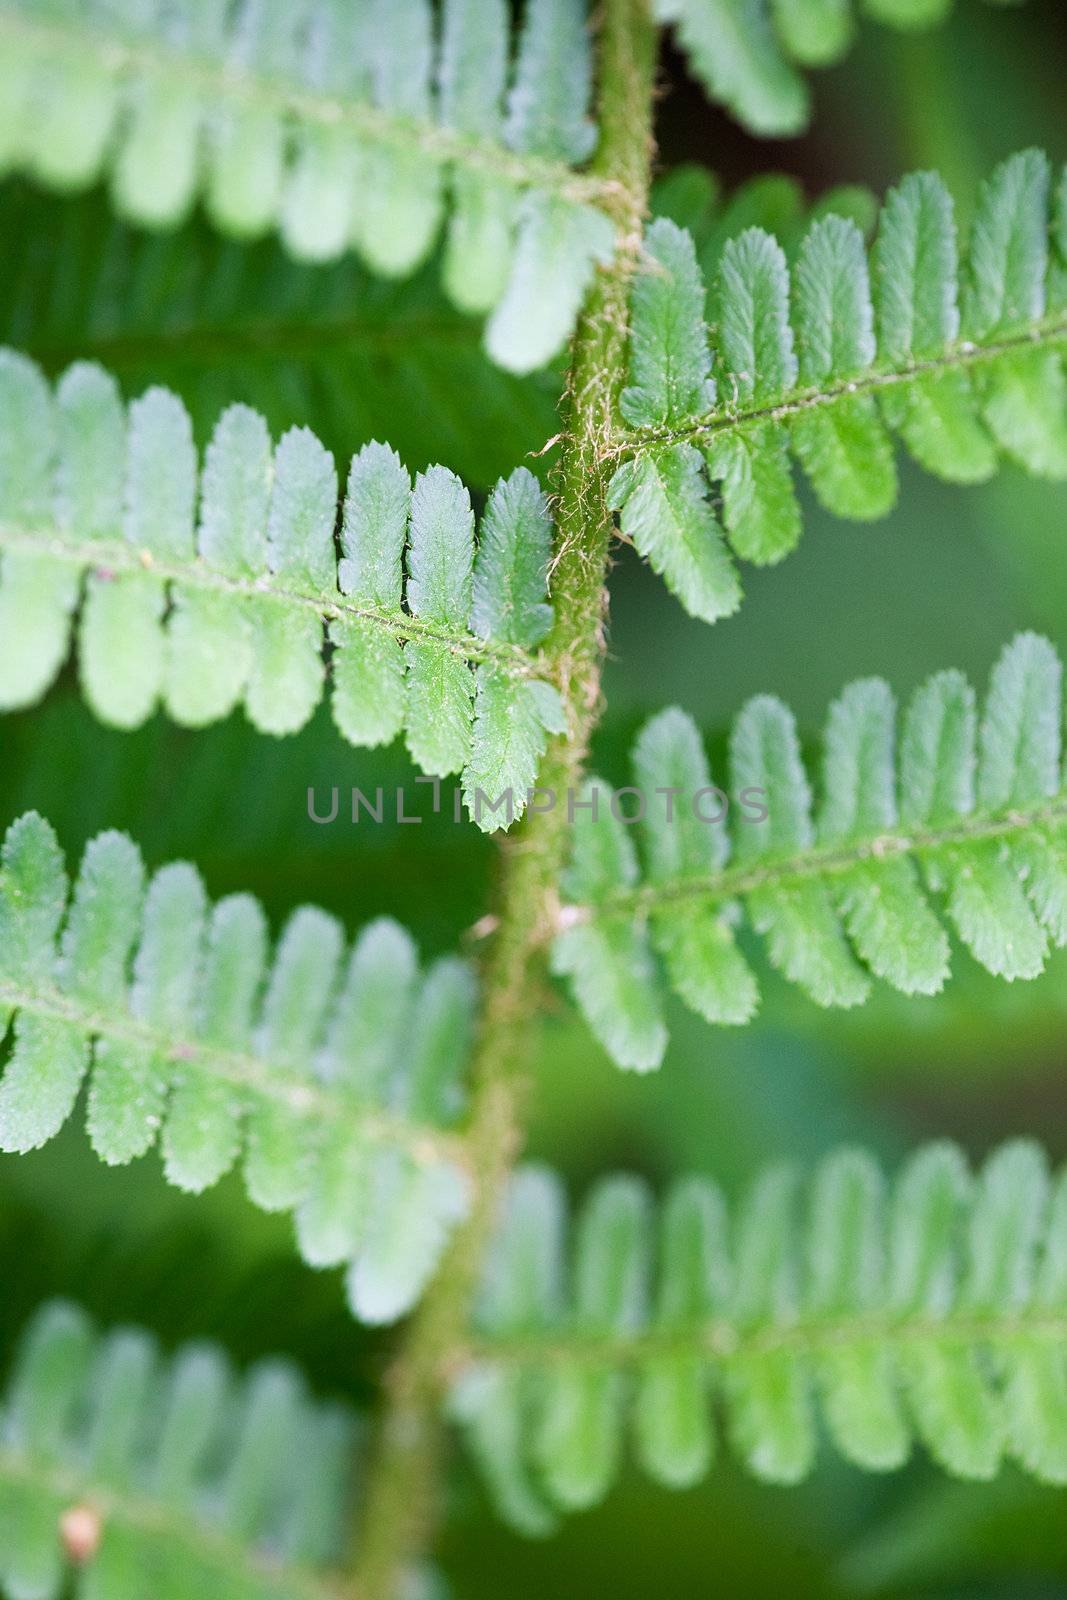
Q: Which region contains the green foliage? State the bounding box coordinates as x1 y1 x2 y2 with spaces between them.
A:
0 1299 355 1599
0 0 613 373
653 162 880 282
554 633 1067 1068
0 181 562 491
656 0 1028 135
0 812 475 1324
0 0 1061 1590
613 151 1067 621
0 351 564 830
453 1139 1067 1533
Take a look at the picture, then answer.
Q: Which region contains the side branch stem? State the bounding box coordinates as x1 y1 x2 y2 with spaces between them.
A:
348 3 658 1594
608 316 1067 460
565 794 1067 924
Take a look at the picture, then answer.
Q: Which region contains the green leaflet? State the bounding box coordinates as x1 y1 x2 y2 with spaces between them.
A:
0 815 475 1325
878 369 996 485
961 148 1050 340
978 630 1060 810
770 0 852 64
0 350 76 712
553 634 1067 1070
405 466 476 777
485 191 615 376
608 445 741 624
716 227 797 403
480 0 614 373
88 862 208 1165
620 219 716 427
535 1178 651 1509
655 0 809 137
463 672 567 834
350 0 443 281
728 1165 814 1482
795 214 876 383
471 468 555 649
658 0 1023 135
789 394 898 520
0 1301 356 1600
505 0 596 163
550 780 668 1071
817 679 949 996
634 1179 729 1486
455 1139 1067 1527
632 709 758 1025
789 217 895 516
977 347 1067 478
439 0 512 314
54 361 126 538
617 150 1067 619
449 1165 564 1536
704 427 802 564
163 893 267 1194
332 440 410 748
873 170 959 362
0 0 614 374
0 355 563 830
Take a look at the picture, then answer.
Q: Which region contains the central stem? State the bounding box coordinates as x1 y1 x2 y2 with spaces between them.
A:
350 2 658 1594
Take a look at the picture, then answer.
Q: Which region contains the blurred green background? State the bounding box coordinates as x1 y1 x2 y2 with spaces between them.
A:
3 2 1067 1594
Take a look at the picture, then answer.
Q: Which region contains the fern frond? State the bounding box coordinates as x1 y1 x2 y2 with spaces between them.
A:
0 350 565 831
657 0 1029 136
553 633 1067 1069
612 151 1067 623
0 0 615 373
452 1140 1067 1533
0 812 476 1323
0 1299 355 1599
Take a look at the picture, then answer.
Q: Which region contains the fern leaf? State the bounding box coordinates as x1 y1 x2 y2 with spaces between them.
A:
553 633 1067 1069
716 226 798 403
438 0 512 314
484 191 615 375
620 220 717 428
0 0 614 374
631 708 758 1025
771 0 853 64
505 0 596 165
0 814 475 1324
0 353 562 830
534 1177 650 1510
0 350 79 713
332 442 409 749
550 781 667 1072
454 1139 1067 1528
615 150 1067 617
658 0 1029 135
0 1300 356 1599
655 0 809 137
608 445 741 624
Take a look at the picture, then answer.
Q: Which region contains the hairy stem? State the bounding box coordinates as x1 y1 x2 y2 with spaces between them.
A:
457 1306 1067 1370
349 3 658 1593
